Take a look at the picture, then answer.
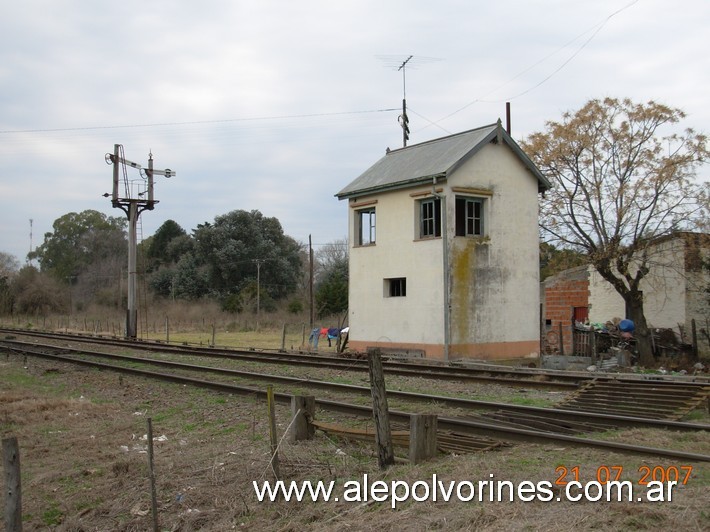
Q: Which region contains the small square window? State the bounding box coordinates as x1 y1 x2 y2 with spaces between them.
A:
385 277 406 297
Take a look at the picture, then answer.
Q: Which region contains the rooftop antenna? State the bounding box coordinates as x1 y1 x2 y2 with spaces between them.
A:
377 55 442 147
398 55 413 147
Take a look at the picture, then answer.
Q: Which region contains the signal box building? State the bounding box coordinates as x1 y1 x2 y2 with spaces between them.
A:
336 121 551 361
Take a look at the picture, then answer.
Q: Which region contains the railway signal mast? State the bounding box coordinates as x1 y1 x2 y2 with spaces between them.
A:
105 144 175 339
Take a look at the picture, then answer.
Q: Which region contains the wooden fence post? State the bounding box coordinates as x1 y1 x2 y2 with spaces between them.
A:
409 414 437 464
280 324 287 353
3 436 22 532
266 385 281 479
367 349 394 469
146 419 159 532
290 396 315 442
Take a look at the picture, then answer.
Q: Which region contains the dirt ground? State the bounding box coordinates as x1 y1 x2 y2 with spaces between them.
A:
1 354 709 531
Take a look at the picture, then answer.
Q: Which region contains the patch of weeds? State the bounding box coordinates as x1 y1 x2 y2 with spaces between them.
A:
506 396 555 407
76 497 104 512
42 502 63 526
689 466 710 484
682 408 710 423
231 421 249 433
151 405 184 423
621 507 666 529
4 370 40 388
41 425 69 437
217 425 238 436
345 445 375 465
586 428 622 440
58 474 81 494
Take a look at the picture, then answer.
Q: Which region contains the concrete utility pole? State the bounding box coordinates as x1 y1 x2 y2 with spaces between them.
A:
106 145 175 339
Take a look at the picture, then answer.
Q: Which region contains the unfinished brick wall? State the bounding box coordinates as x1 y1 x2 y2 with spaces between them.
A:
543 267 590 355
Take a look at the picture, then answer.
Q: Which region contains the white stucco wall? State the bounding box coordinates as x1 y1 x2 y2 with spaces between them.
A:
588 266 625 324
447 142 541 349
346 138 542 358
640 238 687 329
347 187 445 346
588 237 703 331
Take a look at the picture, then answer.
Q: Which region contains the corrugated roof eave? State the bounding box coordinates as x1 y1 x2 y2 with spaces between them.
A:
336 173 447 200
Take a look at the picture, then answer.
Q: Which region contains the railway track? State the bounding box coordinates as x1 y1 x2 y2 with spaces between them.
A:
4 327 709 390
2 337 709 463
2 337 707 432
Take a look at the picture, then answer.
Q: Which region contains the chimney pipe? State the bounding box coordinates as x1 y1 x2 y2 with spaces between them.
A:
506 102 511 135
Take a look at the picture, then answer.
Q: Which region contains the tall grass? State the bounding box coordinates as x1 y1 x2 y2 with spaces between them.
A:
0 300 347 352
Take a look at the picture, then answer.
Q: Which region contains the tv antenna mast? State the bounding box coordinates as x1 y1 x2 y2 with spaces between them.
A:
377 54 442 147
105 144 175 339
398 55 413 147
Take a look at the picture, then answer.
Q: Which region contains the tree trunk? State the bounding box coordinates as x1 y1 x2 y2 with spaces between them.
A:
625 294 654 367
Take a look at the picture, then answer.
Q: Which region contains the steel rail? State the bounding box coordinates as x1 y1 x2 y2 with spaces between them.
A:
0 332 580 390
4 339 707 433
5 327 709 389
3 343 709 463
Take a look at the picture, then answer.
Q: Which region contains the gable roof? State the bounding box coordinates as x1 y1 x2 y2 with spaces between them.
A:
336 121 551 199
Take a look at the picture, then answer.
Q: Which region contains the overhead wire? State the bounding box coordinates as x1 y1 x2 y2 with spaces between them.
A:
0 108 399 135
433 0 640 126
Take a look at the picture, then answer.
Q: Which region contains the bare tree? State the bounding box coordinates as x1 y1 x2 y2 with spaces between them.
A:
0 251 20 278
524 98 709 365
315 238 348 279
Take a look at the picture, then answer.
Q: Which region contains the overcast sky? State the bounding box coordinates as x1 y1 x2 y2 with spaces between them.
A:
1 0 708 264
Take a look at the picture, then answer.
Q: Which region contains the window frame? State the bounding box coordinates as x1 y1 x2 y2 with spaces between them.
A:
355 207 376 246
418 197 441 239
455 196 485 237
384 277 407 297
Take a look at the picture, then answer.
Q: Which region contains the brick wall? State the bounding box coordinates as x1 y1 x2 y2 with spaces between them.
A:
542 267 590 355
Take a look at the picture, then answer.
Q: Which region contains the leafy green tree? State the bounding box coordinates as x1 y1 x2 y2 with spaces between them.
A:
172 254 210 299
315 257 348 317
524 98 709 365
193 210 302 303
314 239 348 317
30 210 127 282
149 253 209 300
146 219 188 270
